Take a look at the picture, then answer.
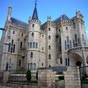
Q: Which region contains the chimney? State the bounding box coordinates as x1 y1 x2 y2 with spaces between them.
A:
7 6 12 22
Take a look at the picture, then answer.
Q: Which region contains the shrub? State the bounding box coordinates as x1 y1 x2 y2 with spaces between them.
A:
26 69 31 81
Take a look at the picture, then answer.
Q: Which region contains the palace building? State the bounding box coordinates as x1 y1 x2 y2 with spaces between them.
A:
0 3 88 73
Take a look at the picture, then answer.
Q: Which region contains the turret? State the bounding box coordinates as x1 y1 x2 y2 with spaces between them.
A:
27 2 41 71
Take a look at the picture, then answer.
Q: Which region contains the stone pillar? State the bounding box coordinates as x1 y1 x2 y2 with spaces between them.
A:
38 69 55 87
64 67 81 88
3 71 9 84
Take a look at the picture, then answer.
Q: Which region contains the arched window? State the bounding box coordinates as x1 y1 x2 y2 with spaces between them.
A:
20 41 22 48
6 62 8 71
65 58 70 66
30 52 33 58
33 42 35 48
48 28 51 31
8 43 10 52
36 42 38 48
12 39 14 45
70 40 72 48
32 24 34 28
73 22 76 28
74 34 77 41
30 63 32 70
82 34 85 43
30 42 32 48
66 27 68 30
42 63 43 66
49 65 51 67
49 35 51 40
60 58 62 64
49 54 51 59
32 32 34 37
13 44 15 52
19 60 21 66
86 56 88 64
67 36 69 42
49 45 51 50
34 63 36 70
65 40 67 50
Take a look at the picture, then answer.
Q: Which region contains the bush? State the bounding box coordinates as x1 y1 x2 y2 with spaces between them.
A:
26 69 31 81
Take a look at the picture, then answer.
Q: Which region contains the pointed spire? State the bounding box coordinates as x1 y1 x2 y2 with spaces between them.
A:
32 0 38 20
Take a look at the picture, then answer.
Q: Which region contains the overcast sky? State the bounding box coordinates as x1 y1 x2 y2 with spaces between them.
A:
0 0 88 39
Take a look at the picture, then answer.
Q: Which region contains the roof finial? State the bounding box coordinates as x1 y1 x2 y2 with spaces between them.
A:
35 0 37 7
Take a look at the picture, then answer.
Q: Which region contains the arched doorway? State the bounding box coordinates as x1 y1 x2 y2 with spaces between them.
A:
69 53 83 66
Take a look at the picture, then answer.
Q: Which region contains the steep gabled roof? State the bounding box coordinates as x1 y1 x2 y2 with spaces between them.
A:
11 17 28 28
54 14 69 23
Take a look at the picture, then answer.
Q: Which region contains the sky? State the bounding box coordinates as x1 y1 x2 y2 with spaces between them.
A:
0 0 88 39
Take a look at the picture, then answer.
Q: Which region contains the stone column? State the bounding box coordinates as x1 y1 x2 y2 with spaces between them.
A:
3 71 9 84
38 69 55 87
64 67 81 88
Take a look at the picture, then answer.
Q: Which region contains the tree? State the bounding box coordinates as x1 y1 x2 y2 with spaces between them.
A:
26 69 31 81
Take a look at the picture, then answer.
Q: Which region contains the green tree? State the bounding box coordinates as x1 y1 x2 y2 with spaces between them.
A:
26 69 31 81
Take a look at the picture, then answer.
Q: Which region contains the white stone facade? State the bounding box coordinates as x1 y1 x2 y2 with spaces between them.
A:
0 5 88 73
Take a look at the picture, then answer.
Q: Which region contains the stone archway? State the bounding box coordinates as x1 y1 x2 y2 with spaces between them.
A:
69 53 83 66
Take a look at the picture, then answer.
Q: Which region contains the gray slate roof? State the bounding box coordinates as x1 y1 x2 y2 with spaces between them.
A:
11 17 28 28
32 4 38 20
54 14 69 23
